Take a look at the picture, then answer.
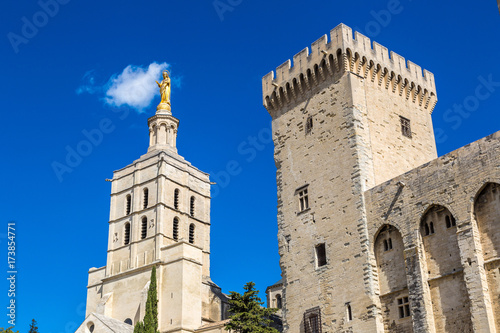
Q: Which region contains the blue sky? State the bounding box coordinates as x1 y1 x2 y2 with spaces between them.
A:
1 0 500 331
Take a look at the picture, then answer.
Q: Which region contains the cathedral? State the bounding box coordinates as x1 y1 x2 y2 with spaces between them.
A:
75 71 230 333
76 23 500 333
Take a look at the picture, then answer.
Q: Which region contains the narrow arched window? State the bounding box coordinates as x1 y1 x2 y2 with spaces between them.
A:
143 188 149 209
189 223 195 244
383 239 388 251
446 215 451 228
346 303 353 321
173 217 179 241
124 223 130 245
141 217 147 239
388 238 393 250
276 294 282 309
174 189 179 210
430 222 435 234
451 215 456 227
190 196 195 217
126 195 131 215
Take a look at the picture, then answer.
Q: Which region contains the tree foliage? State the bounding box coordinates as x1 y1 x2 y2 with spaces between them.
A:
144 266 159 333
0 327 18 333
133 266 159 333
224 282 279 333
28 319 39 333
133 321 144 333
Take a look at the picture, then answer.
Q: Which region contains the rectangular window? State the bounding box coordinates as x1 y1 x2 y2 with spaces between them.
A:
297 186 309 212
397 297 410 318
304 307 322 333
316 243 327 267
400 116 412 138
306 116 313 135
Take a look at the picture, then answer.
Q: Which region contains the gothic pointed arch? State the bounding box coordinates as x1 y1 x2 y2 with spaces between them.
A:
473 182 500 327
374 224 412 332
420 205 472 332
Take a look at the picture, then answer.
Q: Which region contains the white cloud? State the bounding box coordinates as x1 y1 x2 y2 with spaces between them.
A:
104 62 169 113
77 62 171 113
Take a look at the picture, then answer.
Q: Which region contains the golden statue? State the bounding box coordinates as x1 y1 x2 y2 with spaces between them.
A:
156 70 171 111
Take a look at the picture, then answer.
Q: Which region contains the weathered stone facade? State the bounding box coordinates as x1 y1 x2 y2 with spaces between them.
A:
263 23 500 332
78 106 230 332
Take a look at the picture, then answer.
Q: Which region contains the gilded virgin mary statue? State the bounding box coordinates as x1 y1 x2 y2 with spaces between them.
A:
156 70 171 111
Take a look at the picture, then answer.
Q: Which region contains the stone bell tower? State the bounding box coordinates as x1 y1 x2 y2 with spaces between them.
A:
79 70 227 333
262 24 438 332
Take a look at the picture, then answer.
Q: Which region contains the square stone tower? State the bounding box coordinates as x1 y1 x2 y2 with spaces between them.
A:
82 101 227 332
262 24 438 332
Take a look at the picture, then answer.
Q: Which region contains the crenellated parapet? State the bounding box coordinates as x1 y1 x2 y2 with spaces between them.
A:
262 23 438 113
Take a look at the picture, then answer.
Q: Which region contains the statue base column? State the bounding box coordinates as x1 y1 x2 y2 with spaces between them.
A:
147 113 179 153
156 102 172 115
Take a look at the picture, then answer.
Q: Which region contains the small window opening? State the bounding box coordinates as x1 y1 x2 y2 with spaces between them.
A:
173 217 179 241
303 308 322 333
384 238 393 251
276 294 282 309
88 324 95 333
446 215 451 228
316 243 327 267
141 217 147 239
285 235 291 252
346 303 353 322
143 188 149 209
174 189 179 210
124 223 130 245
400 116 412 138
397 297 410 318
298 187 309 212
124 318 133 325
424 223 430 236
430 222 435 234
308 314 319 333
451 215 456 227
189 223 195 244
306 116 313 135
126 195 131 215
190 196 195 217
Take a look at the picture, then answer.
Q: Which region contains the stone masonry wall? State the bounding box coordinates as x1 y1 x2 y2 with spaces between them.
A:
265 25 440 333
364 131 500 332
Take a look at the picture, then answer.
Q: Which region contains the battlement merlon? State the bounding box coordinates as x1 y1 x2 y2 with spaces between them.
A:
262 23 438 113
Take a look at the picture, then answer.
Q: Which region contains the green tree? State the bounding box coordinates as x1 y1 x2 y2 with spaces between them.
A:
144 265 159 333
225 282 279 333
133 321 144 333
28 319 39 333
133 266 159 333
